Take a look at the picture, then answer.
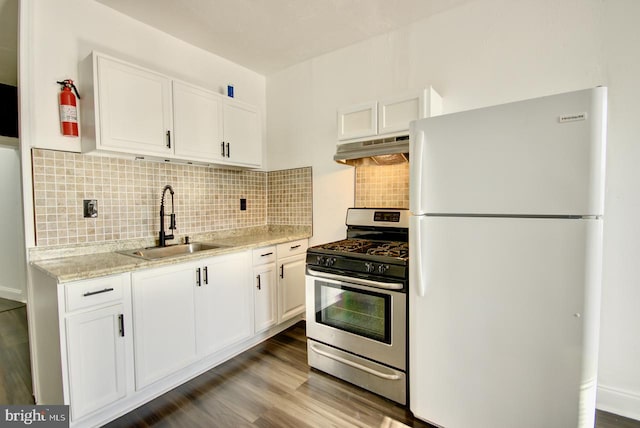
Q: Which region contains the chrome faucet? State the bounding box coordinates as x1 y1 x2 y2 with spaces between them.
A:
159 185 176 247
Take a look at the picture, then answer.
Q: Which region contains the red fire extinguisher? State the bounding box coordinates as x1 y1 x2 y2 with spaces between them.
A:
56 79 81 137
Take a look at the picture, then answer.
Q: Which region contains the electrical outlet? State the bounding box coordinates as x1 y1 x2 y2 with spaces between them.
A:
83 199 98 218
240 198 247 211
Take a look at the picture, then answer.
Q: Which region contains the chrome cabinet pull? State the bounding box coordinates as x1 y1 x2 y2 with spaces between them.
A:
83 287 114 297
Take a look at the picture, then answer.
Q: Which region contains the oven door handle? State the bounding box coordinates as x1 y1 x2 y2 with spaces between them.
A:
306 268 404 290
309 343 402 380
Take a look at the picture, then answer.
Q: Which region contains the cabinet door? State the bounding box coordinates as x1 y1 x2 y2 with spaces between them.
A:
173 81 224 162
278 254 307 322
96 55 173 157
378 87 442 135
378 93 422 135
131 263 198 389
66 304 126 420
337 101 377 141
196 252 252 356
253 263 278 333
222 99 262 167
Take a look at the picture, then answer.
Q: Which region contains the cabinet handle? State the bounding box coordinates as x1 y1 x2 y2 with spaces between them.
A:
280 264 284 279
290 244 301 250
118 314 125 337
221 141 225 157
256 274 261 290
226 142 230 158
203 266 208 285
83 287 114 297
166 130 171 148
261 252 274 257
196 267 201 287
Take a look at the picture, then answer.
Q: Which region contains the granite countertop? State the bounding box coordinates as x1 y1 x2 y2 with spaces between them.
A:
31 226 312 283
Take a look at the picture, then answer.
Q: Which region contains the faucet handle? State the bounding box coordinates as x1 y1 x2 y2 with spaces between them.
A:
169 213 176 230
184 236 190 244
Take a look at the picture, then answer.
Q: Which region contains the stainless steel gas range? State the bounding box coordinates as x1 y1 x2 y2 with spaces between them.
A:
305 208 409 404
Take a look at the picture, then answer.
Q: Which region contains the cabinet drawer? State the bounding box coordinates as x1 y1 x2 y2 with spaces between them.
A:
277 239 308 258
65 274 125 312
252 246 276 265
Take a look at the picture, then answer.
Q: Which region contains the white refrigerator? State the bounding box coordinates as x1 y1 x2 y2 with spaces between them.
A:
409 87 607 428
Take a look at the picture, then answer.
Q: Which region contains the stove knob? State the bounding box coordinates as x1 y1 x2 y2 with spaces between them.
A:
378 264 389 274
327 257 337 267
365 262 375 273
316 256 325 265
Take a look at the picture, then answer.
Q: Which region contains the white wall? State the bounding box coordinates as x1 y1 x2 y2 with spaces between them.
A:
18 0 267 248
23 0 266 154
267 0 640 420
0 143 25 301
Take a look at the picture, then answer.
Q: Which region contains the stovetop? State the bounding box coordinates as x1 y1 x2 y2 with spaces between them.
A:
306 208 410 281
312 239 408 262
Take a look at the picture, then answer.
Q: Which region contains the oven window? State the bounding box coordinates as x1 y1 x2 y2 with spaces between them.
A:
315 281 391 344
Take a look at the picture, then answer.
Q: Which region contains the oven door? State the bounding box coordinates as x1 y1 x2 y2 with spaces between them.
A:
305 268 406 370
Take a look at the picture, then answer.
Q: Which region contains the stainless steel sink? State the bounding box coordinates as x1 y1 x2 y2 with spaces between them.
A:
118 242 228 260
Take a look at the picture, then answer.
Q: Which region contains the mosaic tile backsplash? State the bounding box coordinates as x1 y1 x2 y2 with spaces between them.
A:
32 149 312 247
355 163 409 209
268 168 313 226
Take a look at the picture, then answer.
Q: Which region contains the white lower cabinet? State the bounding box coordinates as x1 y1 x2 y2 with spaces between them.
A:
277 240 308 323
57 273 133 423
132 251 252 389
65 303 127 420
30 239 308 427
195 252 252 355
131 262 199 389
252 246 278 333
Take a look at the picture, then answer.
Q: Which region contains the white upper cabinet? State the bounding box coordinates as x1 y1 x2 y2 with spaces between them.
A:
337 87 442 142
337 101 378 141
172 81 225 163
222 99 262 167
82 54 173 157
81 52 262 168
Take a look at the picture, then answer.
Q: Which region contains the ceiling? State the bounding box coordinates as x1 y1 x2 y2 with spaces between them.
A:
0 0 476 84
97 0 475 75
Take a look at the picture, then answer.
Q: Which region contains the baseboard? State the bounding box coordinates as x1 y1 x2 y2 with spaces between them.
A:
597 383 640 422
0 285 25 302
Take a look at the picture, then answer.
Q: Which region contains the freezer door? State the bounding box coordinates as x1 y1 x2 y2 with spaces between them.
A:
409 215 602 428
409 87 607 216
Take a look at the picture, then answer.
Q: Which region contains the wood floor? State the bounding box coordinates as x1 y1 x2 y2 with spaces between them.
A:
106 322 640 428
0 300 34 405
1 307 639 427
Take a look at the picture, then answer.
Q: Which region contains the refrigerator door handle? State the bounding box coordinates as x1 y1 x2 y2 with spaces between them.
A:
410 130 425 214
411 215 427 297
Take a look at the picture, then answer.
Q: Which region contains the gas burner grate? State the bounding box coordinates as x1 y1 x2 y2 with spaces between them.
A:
366 242 409 259
319 239 373 252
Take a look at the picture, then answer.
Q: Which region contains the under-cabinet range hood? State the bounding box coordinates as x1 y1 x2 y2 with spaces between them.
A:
334 135 409 167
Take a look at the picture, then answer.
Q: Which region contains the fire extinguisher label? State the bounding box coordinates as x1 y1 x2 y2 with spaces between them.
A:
60 105 78 123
